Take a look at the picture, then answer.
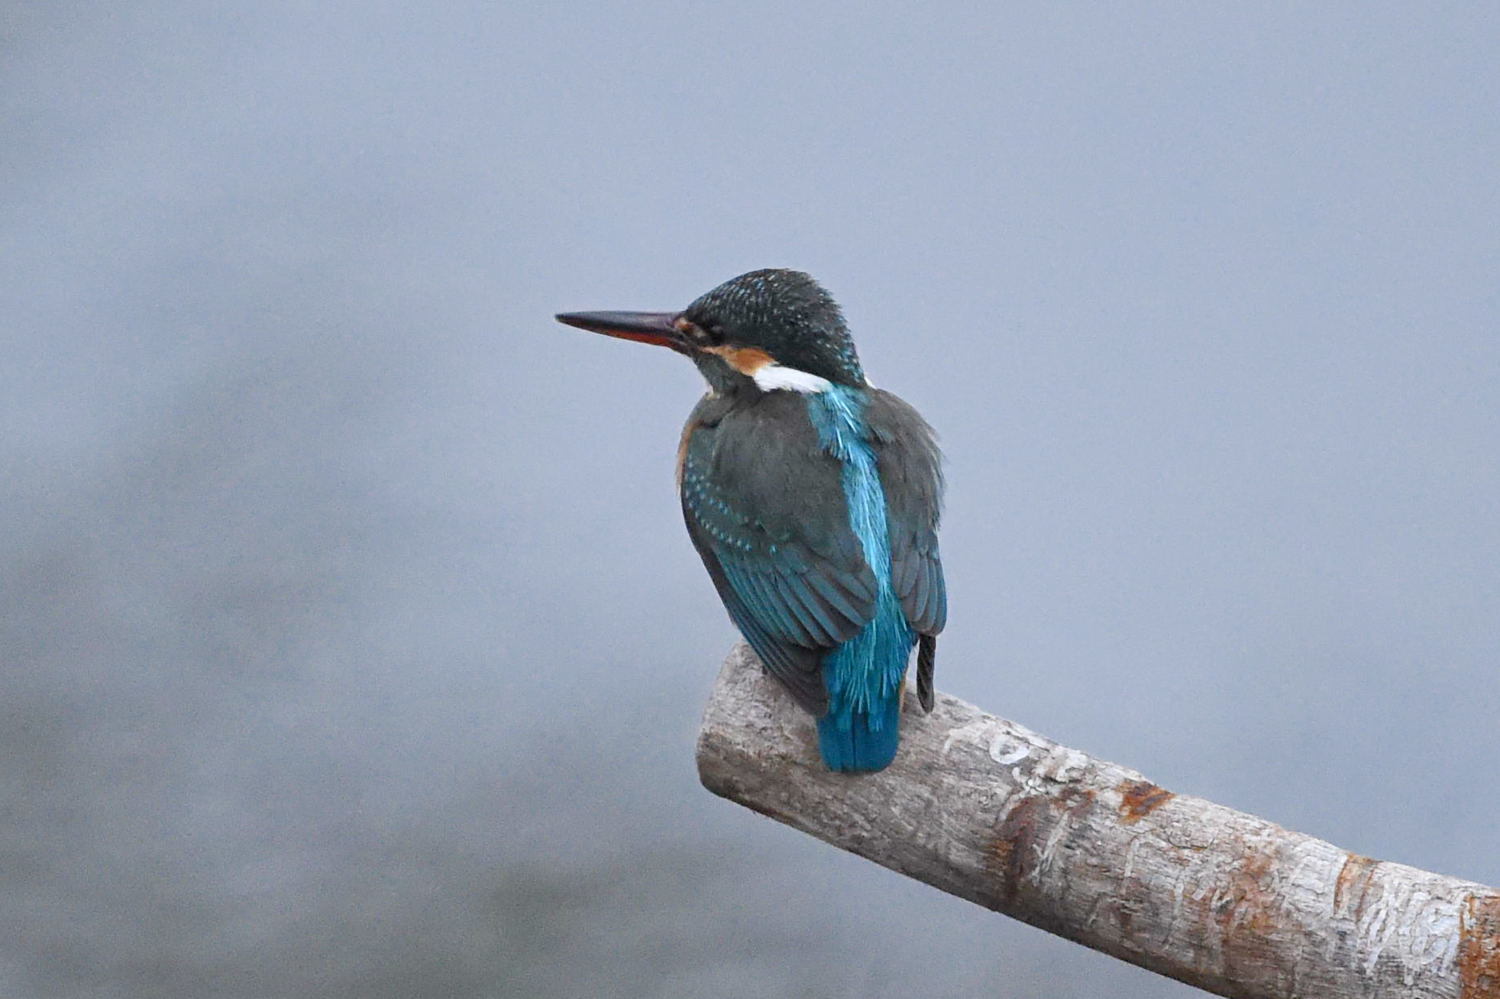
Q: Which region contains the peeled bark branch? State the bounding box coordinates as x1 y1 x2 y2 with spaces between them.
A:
695 644 1500 999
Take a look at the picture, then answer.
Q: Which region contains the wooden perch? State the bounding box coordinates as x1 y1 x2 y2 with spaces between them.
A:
696 643 1500 999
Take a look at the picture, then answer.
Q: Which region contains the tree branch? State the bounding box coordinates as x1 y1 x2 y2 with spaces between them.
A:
695 644 1500 999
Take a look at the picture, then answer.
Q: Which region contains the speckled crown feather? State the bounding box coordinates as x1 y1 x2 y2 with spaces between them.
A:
683 269 865 386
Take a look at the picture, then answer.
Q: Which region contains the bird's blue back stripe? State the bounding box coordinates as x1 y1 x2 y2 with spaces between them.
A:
806 386 914 740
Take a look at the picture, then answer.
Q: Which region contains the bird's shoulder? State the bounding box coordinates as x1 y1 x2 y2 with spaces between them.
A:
864 388 940 459
680 389 856 560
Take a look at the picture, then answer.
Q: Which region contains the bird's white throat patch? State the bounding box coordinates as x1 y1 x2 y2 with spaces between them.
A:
701 343 831 394
752 364 831 394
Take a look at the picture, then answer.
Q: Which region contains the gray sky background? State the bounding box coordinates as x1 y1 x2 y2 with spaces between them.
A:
4 4 1498 997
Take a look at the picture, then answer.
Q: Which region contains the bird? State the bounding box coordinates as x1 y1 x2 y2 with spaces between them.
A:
556 269 945 772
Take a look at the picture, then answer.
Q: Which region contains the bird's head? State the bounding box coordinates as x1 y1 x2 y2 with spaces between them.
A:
556 269 865 394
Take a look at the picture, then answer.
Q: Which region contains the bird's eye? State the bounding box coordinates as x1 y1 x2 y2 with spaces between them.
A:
675 318 721 346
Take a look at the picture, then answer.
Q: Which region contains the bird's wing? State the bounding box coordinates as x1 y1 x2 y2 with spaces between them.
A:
867 388 946 712
866 388 946 637
680 392 877 714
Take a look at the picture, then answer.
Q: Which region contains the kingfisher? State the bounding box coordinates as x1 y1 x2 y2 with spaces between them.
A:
556 269 946 772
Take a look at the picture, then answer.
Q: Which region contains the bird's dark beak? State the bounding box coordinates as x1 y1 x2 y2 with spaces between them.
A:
554 311 686 351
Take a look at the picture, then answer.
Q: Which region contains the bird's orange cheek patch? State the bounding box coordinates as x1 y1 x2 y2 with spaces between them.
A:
704 345 776 376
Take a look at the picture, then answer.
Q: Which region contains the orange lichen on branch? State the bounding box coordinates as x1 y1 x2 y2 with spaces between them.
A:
1211 844 1285 990
1117 779 1174 824
989 795 1048 906
1461 893 1500 998
1332 852 1381 916
989 788 1096 908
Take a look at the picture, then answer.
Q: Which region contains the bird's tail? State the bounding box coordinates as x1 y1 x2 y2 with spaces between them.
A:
816 690 902 772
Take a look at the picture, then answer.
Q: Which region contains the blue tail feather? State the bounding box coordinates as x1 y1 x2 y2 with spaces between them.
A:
817 686 902 772
815 605 913 771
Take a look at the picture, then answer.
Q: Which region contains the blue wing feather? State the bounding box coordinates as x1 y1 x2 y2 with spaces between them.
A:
680 392 877 714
